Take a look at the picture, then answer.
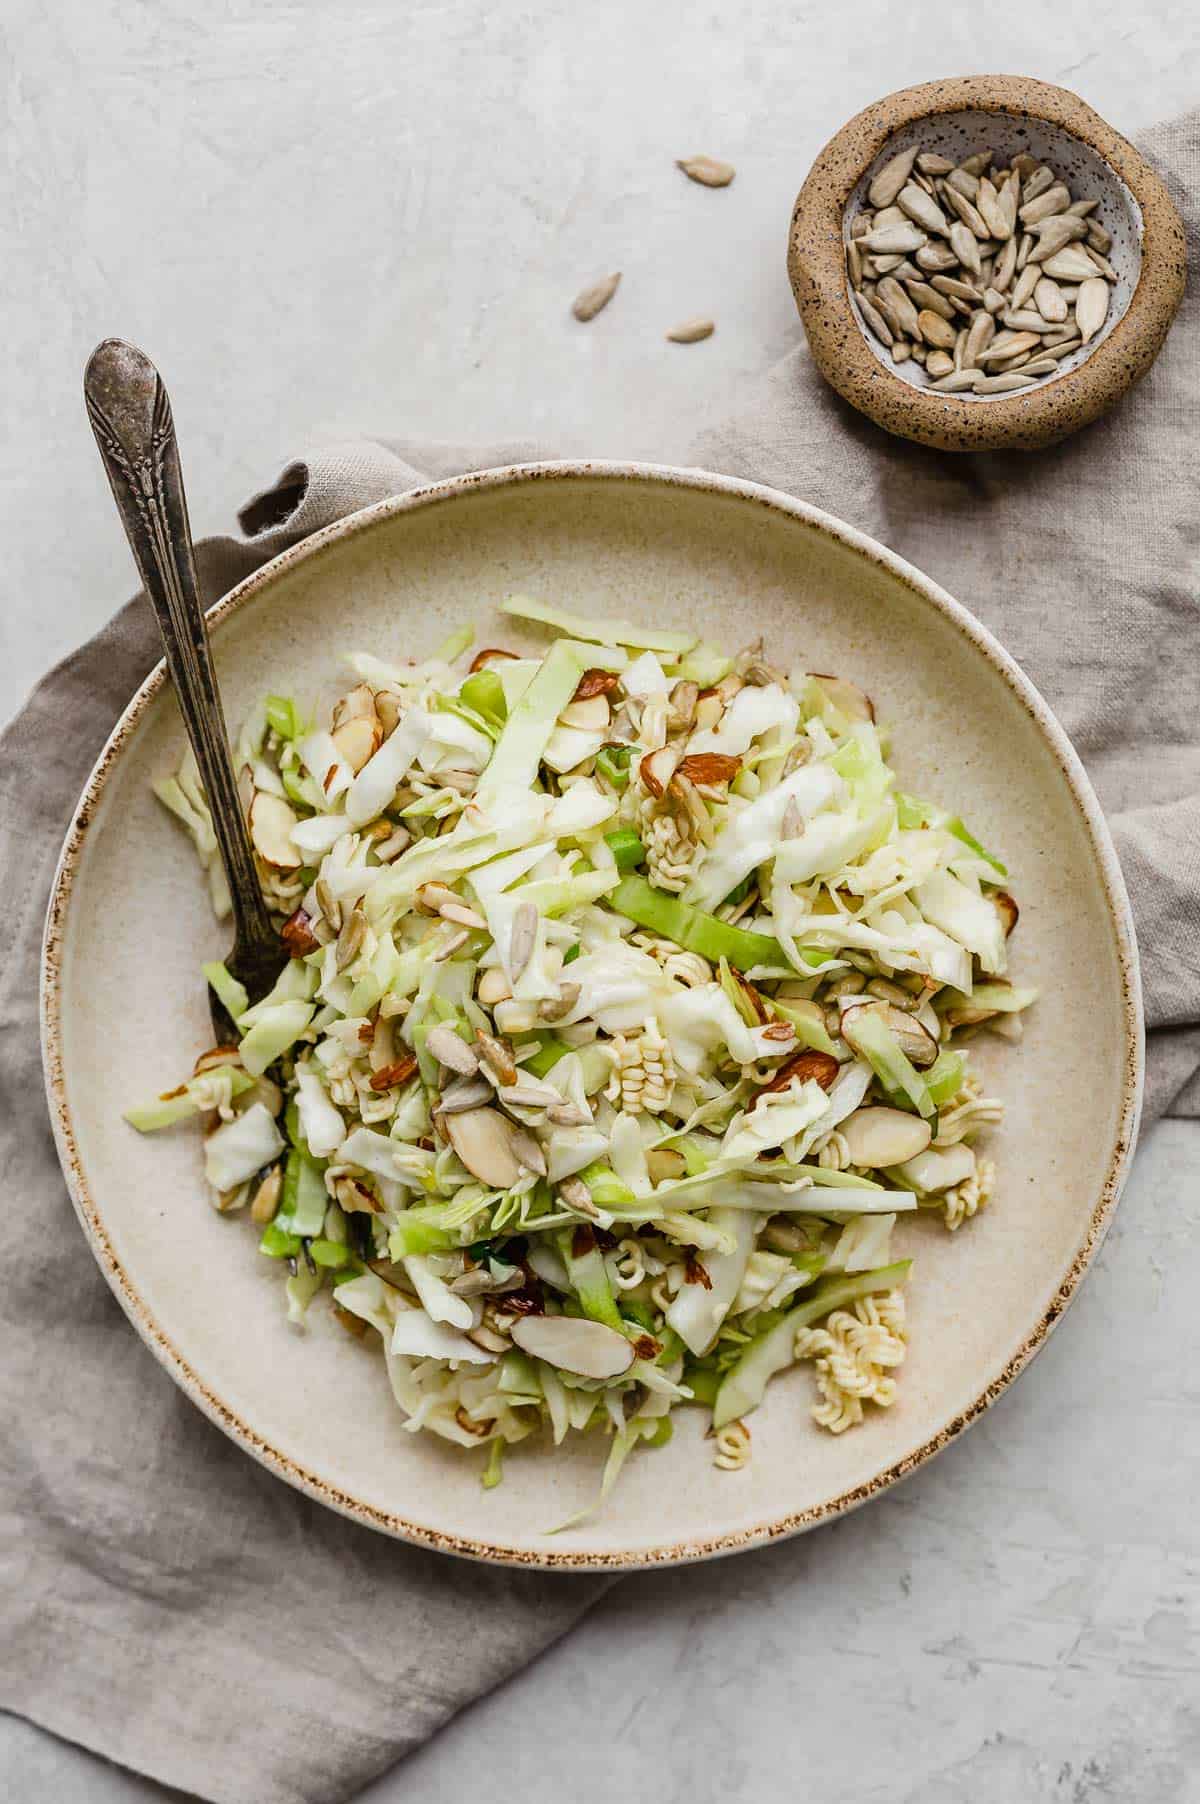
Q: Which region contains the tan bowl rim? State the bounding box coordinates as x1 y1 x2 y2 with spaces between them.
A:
40 460 1144 1568
788 74 1187 451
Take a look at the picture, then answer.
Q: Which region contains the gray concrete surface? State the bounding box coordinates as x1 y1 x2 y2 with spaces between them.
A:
3 2 1198 1800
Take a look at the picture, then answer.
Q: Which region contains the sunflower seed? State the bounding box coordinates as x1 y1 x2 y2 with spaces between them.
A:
1019 182 1071 226
998 171 1020 234
993 236 1018 292
335 907 366 972
932 367 985 391
975 177 1011 239
952 326 968 369
1076 278 1110 343
948 221 982 276
916 151 955 175
1010 263 1041 310
868 146 918 208
856 291 894 346
1042 336 1082 361
850 212 872 239
982 286 1006 314
925 349 955 377
917 308 957 350
557 1175 599 1219
872 204 908 229
1086 219 1113 254
440 1076 494 1114
1011 153 1038 180
507 902 538 980
846 239 863 286
1041 245 1103 282
1019 358 1060 377
666 317 715 343
897 182 948 235
1067 197 1100 218
864 222 927 255
433 927 470 962
547 1101 591 1126
930 275 982 302
538 982 581 1023
426 1024 480 1075
1033 277 1069 323
1015 232 1034 271
960 150 993 176
877 277 921 336
572 272 621 322
904 277 955 319
676 154 735 187
1003 308 1055 332
1021 166 1056 204
973 370 1037 393
1026 215 1087 264
314 877 341 932
1085 246 1118 282
976 331 1041 363
964 310 995 366
943 187 990 238
892 340 912 363
915 242 958 272
945 167 980 201
508 1127 548 1175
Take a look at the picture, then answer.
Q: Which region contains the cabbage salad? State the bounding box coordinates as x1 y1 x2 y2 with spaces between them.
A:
131 596 1035 1514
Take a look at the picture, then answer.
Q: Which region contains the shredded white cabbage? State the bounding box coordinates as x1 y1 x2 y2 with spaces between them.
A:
135 604 1035 1519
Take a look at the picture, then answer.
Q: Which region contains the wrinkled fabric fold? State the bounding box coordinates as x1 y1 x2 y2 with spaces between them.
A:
0 108 1196 1804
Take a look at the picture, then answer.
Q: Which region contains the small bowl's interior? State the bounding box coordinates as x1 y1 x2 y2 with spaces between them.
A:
845 107 1143 400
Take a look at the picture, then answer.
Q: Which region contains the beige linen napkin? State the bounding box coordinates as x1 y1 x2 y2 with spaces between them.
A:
0 110 1195 1804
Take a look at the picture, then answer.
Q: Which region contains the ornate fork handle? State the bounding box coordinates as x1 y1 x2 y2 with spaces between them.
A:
84 339 282 998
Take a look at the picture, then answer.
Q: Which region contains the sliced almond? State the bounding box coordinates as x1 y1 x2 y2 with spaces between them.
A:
369 1054 418 1092
332 713 383 774
511 1314 634 1379
646 1147 686 1185
808 673 875 722
754 1049 839 1102
331 683 377 730
281 907 320 957
638 744 681 798
843 1001 937 1069
841 1107 933 1169
445 1107 523 1188
249 792 302 868
559 694 611 731
993 890 1020 937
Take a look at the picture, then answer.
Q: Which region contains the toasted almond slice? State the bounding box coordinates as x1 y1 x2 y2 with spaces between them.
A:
475 1029 518 1087
993 890 1020 937
638 744 681 798
841 1107 933 1169
510 1315 635 1379
445 1107 523 1188
281 907 320 956
331 683 377 729
754 1049 839 1102
808 673 875 722
249 792 302 868
332 713 383 773
843 1001 938 1069
559 694 611 731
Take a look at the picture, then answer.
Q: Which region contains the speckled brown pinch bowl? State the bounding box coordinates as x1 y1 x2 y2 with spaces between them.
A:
42 463 1142 1567
789 76 1186 451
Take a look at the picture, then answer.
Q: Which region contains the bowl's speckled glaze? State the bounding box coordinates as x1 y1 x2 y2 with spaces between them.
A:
41 463 1142 1567
789 76 1186 451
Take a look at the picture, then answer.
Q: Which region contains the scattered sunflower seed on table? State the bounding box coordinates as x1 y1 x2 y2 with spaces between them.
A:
847 144 1116 395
